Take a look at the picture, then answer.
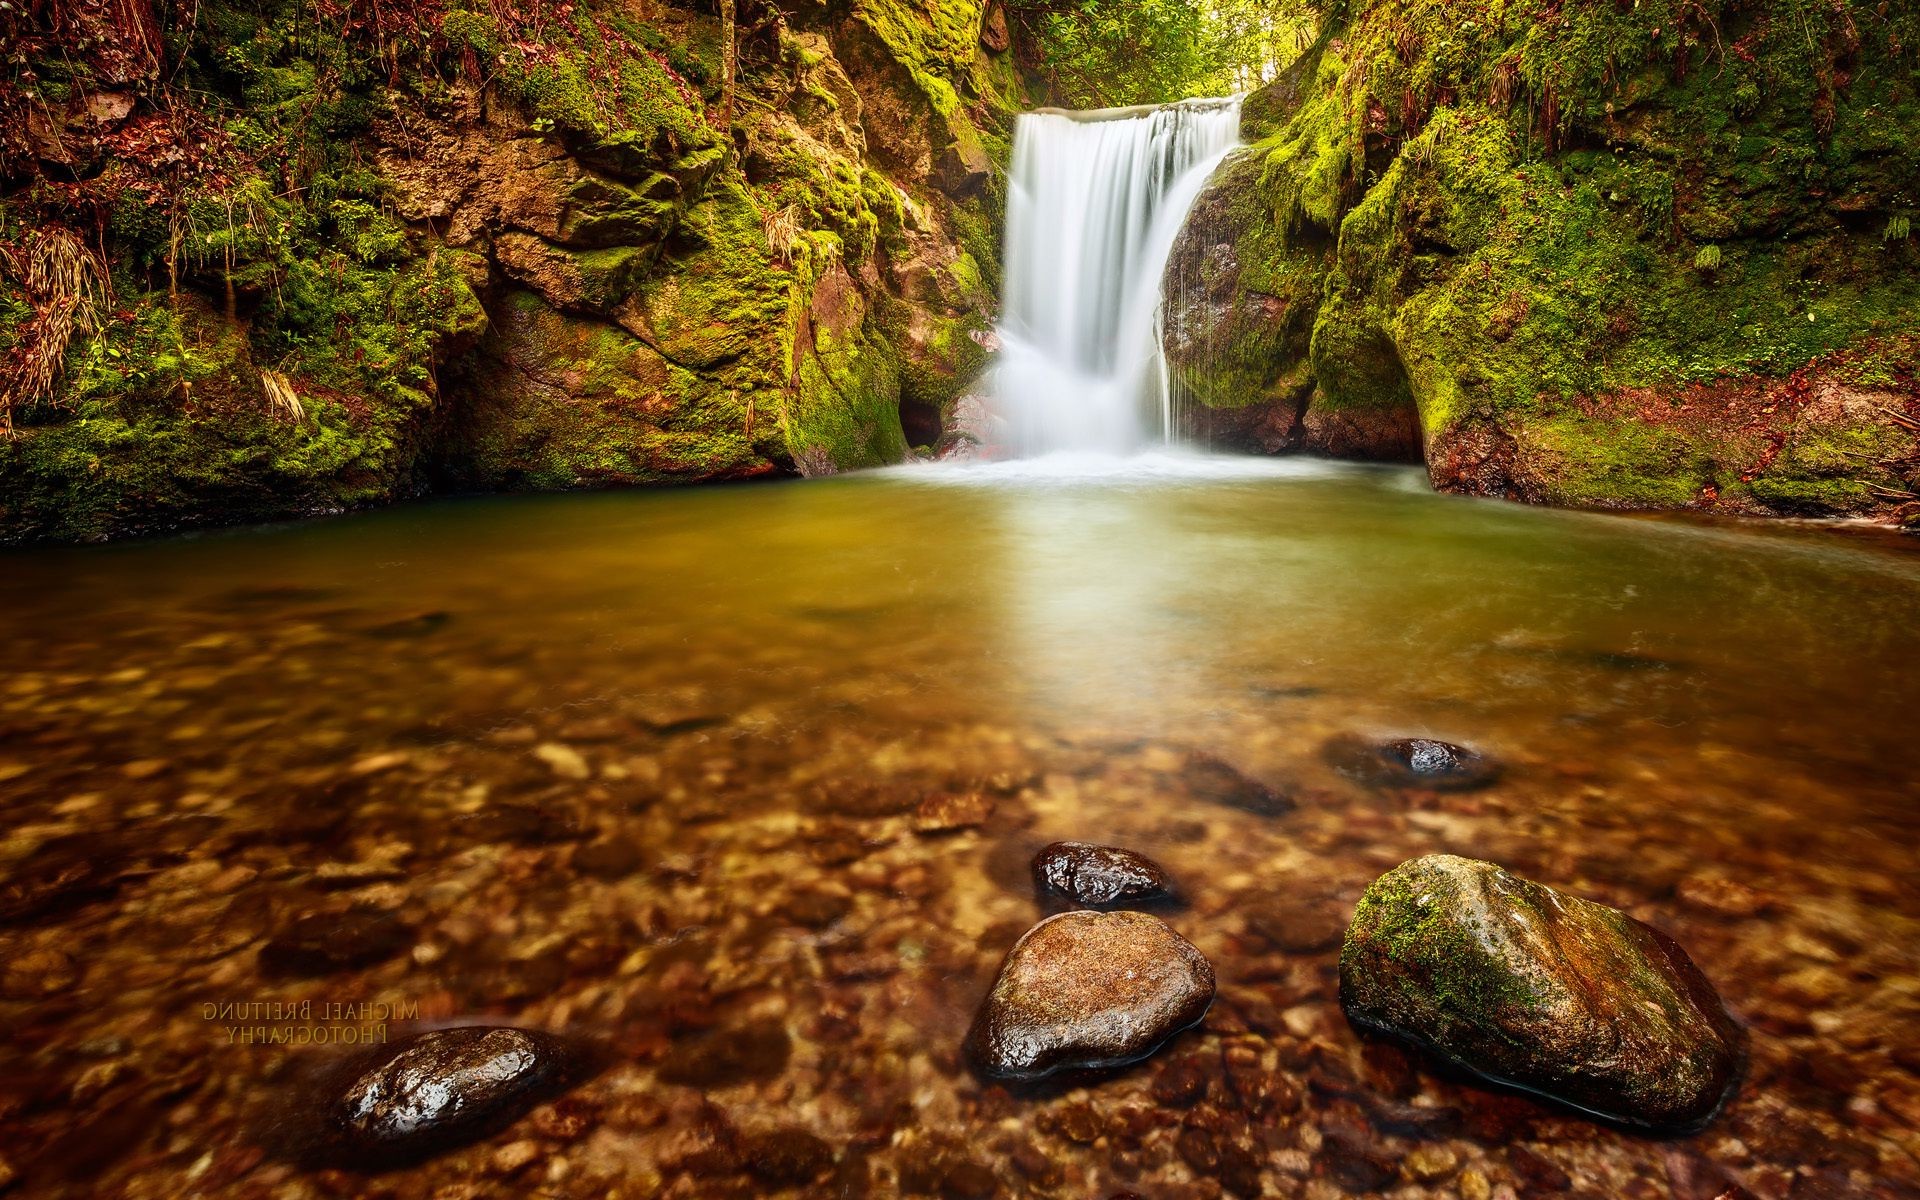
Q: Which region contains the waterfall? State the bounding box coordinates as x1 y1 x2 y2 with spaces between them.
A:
994 97 1241 457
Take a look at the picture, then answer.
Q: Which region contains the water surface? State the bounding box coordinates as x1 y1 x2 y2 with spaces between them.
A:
2 458 1917 1198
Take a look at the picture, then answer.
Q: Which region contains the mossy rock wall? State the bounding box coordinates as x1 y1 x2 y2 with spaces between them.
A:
0 0 1017 541
1164 0 1920 520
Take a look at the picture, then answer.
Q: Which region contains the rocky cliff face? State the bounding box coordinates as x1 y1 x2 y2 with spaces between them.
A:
0 0 1019 541
1164 0 1920 523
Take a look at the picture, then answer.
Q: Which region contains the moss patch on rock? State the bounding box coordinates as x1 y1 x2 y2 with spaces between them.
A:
1164 0 1920 519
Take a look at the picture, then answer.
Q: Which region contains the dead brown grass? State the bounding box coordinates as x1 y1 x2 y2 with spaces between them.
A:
2 228 112 434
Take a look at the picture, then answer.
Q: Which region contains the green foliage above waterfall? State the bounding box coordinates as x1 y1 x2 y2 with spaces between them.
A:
1011 0 1319 106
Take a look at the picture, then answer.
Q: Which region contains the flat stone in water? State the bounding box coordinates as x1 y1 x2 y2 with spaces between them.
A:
1323 734 1500 790
967 910 1214 1082
332 1026 566 1162
260 909 415 978
1032 841 1177 909
1340 854 1744 1132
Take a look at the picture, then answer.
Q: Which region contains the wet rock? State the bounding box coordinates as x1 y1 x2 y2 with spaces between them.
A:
1032 841 1177 909
1323 734 1500 790
331 1026 570 1164
966 910 1215 1082
1340 855 1744 1132
657 1018 793 1088
260 909 416 977
913 790 995 834
1178 752 1293 816
740 1127 834 1185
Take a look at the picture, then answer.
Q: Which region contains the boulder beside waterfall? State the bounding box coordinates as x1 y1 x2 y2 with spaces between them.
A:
1340 854 1744 1132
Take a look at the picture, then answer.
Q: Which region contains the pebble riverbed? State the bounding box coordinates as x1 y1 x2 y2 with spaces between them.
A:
0 461 1917 1198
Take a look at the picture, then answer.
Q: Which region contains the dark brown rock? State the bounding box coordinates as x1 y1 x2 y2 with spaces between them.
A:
1032 841 1177 909
260 909 415 978
965 910 1214 1082
331 1026 570 1163
1340 855 1745 1132
1324 734 1501 790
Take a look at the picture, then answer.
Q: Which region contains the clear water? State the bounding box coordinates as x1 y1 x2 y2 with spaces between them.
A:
1 460 1917 1197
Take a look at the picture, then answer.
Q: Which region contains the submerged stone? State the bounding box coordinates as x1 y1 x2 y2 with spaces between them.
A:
1178 751 1293 816
260 909 415 978
1340 854 1744 1131
1323 734 1500 790
657 1017 793 1087
332 1026 570 1162
1032 841 1177 909
966 910 1214 1082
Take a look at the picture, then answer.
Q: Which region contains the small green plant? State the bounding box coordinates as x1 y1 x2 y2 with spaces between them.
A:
1886 216 1913 243
1693 244 1722 272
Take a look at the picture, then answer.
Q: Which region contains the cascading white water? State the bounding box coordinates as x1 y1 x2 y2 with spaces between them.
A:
994 97 1241 457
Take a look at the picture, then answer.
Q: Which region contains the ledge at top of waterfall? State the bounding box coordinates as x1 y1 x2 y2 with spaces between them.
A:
993 96 1242 459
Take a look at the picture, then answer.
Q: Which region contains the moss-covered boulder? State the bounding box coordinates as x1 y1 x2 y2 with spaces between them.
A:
1165 0 1920 520
1340 854 1744 1132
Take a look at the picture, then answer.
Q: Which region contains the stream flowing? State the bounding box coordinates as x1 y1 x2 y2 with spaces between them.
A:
1 467 1918 1196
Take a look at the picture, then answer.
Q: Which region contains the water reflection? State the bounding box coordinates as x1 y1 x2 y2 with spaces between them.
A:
0 463 1917 1198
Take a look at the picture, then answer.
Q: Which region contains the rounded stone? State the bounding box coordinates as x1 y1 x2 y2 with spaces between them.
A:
1339 854 1744 1132
332 1026 569 1161
966 910 1215 1082
1031 841 1177 909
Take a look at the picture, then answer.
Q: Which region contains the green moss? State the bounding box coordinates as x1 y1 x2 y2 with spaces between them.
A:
1346 860 1543 1020
1185 0 1920 512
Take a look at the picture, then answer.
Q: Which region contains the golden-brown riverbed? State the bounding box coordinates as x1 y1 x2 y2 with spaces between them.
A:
2 458 1917 1198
